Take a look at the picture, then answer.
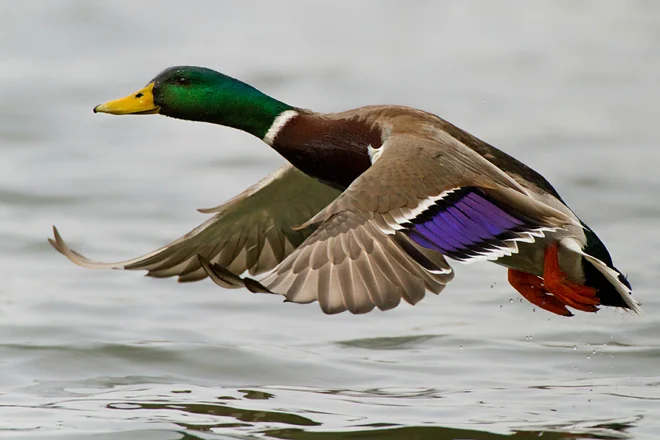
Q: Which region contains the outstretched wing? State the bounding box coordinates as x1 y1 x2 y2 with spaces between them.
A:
201 132 579 314
50 164 341 281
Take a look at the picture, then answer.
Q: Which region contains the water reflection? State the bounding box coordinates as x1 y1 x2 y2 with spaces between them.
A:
108 400 321 427
97 386 637 440
336 335 442 350
264 425 631 440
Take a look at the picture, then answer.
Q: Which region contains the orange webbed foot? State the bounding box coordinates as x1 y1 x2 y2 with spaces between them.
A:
508 269 573 316
542 243 600 313
507 243 601 316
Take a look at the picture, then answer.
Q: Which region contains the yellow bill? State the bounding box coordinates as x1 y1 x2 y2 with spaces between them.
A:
93 82 159 115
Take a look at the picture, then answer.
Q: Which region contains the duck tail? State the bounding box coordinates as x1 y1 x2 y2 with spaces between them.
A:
571 226 641 314
581 252 641 313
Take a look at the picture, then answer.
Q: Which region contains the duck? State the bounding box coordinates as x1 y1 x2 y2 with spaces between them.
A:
49 66 641 317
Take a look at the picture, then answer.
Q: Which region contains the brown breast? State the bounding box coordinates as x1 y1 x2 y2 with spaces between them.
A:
271 112 382 191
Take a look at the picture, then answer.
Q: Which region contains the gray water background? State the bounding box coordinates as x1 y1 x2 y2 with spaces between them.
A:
1 1 659 438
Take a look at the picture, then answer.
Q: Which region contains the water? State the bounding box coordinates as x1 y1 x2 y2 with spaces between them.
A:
1 1 659 438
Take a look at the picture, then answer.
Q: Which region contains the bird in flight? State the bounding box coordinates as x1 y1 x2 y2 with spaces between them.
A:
50 66 640 317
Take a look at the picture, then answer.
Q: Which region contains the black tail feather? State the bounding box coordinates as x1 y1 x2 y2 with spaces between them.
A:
580 223 633 309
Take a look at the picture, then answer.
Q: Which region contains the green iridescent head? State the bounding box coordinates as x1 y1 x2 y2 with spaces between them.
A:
93 66 293 139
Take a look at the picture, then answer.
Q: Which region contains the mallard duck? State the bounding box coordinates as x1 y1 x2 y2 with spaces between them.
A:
50 66 640 317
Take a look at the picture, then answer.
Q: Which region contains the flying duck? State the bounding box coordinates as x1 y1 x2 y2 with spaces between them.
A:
50 66 640 317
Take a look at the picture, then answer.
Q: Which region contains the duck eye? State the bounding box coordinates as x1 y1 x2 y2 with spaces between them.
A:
176 77 189 85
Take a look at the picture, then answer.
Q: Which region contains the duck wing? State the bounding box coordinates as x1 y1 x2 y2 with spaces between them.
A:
50 164 341 282
201 132 580 314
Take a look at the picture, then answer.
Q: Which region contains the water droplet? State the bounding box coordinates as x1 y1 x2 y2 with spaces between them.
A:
533 308 536 312
572 345 577 351
574 367 578 371
459 345 463 350
509 298 514 304
499 304 503 308
490 283 495 288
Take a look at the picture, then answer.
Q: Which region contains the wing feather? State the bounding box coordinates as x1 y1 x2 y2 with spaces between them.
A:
53 129 582 315
50 164 341 281
196 132 578 314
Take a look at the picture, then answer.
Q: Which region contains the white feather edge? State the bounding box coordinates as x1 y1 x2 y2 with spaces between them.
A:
561 238 642 314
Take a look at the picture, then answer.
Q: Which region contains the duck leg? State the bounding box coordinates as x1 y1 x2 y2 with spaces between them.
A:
507 243 600 316
542 243 600 313
508 269 573 316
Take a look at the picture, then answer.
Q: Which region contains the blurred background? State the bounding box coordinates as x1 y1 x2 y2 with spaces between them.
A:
1 1 659 439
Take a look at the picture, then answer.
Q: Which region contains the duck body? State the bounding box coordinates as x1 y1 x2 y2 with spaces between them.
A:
51 66 639 317
270 105 632 313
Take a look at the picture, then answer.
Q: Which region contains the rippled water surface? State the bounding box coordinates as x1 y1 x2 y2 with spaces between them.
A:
2 1 660 439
